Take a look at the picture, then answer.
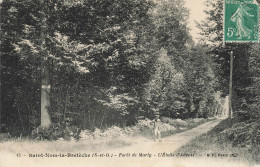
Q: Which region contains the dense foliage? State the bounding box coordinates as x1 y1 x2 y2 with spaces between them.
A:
197 0 260 161
199 0 260 116
1 0 221 137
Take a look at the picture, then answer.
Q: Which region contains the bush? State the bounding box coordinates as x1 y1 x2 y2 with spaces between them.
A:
129 119 154 138
160 117 179 128
79 130 93 140
161 117 206 129
80 126 129 141
215 118 260 153
31 123 80 141
233 110 251 122
100 126 126 139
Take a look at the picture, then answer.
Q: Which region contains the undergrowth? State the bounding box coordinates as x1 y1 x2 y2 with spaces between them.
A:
176 118 260 165
78 117 208 141
24 117 209 142
0 117 210 153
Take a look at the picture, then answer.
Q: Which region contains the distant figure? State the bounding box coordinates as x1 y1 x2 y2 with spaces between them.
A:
153 117 161 142
230 2 254 39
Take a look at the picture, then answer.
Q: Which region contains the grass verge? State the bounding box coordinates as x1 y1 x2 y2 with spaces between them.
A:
175 118 260 166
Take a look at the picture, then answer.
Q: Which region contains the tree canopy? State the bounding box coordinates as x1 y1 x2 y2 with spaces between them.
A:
1 0 221 136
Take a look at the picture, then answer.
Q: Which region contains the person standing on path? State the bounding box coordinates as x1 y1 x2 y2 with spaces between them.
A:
153 116 161 142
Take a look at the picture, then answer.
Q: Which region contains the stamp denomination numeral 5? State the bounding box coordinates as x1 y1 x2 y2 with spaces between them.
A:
227 27 235 37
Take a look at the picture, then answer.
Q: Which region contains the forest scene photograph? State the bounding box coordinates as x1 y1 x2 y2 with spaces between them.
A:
0 0 260 167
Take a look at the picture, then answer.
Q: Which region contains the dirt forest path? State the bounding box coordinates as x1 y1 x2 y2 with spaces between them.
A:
111 118 222 153
1 118 249 167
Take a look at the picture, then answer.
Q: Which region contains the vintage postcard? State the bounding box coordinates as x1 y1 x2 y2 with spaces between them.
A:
0 0 259 167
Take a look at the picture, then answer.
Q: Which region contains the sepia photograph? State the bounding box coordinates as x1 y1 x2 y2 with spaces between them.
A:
0 0 259 166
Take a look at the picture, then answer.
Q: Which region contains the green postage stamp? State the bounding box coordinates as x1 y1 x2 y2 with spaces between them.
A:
224 0 259 42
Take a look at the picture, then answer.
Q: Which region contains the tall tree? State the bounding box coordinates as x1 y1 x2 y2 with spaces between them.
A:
40 0 52 127
142 49 186 118
198 0 253 113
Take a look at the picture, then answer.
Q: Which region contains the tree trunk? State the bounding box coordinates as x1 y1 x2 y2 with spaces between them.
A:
41 59 51 127
100 112 106 129
40 0 51 127
63 85 70 120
